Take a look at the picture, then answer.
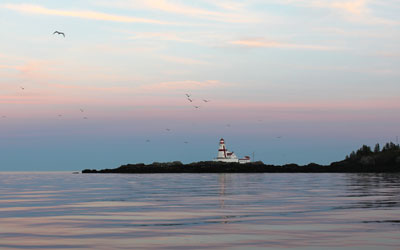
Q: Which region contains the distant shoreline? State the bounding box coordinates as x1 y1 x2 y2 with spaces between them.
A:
82 161 400 174
83 143 400 174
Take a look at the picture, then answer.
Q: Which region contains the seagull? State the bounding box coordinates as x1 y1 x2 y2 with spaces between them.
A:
146 139 151 143
53 31 65 37
83 117 88 119
276 136 282 139
80 108 84 112
203 99 210 103
20 86 25 90
184 141 189 144
193 105 200 109
226 124 231 127
58 114 62 117
185 94 191 98
166 128 171 131
2 115 6 118
187 98 193 102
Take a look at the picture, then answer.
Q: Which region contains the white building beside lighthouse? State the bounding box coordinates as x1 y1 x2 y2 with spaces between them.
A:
213 138 251 164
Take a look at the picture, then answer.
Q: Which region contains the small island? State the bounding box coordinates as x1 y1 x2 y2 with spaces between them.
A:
83 142 400 174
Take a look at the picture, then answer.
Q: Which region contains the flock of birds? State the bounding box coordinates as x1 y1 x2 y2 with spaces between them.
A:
3 30 284 146
152 93 213 144
185 93 210 110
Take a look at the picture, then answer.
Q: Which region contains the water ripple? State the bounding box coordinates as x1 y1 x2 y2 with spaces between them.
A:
0 172 399 249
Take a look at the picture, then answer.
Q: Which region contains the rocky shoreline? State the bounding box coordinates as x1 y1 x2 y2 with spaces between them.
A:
82 160 400 174
83 142 400 173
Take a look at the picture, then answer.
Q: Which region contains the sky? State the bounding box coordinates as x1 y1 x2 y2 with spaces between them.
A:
1 0 400 171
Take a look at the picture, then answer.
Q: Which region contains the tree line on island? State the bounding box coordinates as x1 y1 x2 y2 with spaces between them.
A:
347 142 399 161
83 142 400 173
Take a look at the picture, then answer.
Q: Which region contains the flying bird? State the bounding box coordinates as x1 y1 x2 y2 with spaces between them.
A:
20 86 25 90
83 117 88 120
80 108 84 112
184 141 189 144
193 105 200 109
185 94 191 98
203 99 210 103
187 98 193 102
276 136 282 139
166 128 171 131
2 115 6 118
146 139 151 143
53 31 65 37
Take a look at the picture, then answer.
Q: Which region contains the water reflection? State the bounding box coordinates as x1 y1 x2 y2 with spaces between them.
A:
219 174 226 209
342 173 400 224
0 172 399 249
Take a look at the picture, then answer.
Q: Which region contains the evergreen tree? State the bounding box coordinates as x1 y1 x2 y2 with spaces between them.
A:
382 142 399 151
356 145 372 156
374 143 380 153
383 142 390 151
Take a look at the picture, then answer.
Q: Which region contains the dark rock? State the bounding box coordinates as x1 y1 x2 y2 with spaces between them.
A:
82 143 400 174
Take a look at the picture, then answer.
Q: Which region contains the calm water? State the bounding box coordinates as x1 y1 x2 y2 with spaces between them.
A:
0 173 399 250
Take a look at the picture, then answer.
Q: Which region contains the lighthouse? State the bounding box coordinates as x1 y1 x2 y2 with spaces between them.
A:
213 138 251 164
217 138 228 159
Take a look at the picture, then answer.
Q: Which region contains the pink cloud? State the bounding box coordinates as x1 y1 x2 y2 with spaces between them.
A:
105 0 260 23
230 38 339 51
159 55 210 65
0 95 58 105
291 0 398 25
138 80 223 91
0 64 21 71
1 90 398 127
215 98 400 111
3 4 172 25
330 0 367 15
129 32 194 43
277 0 368 15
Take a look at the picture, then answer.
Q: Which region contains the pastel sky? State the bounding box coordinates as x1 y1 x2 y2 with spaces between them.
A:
1 0 399 171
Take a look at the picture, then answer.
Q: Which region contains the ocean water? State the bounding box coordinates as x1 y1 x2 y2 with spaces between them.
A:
0 173 399 250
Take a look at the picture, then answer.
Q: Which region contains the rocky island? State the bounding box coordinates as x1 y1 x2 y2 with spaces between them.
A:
82 142 400 174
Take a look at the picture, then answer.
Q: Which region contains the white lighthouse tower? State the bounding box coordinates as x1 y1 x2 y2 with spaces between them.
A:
213 138 251 163
217 138 228 159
